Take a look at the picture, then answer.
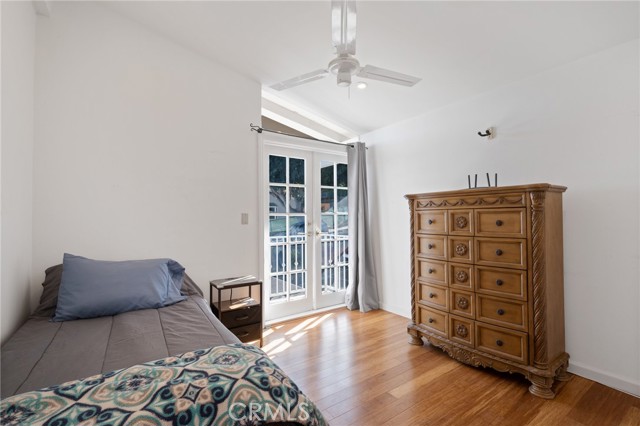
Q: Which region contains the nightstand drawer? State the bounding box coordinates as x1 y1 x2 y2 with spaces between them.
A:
221 305 262 329
229 323 262 343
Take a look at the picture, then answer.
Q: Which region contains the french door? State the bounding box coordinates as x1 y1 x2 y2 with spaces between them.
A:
263 143 349 321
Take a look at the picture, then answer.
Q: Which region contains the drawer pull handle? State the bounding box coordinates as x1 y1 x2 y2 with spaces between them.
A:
428 293 436 298
455 324 469 338
497 309 505 316
428 268 435 274
455 216 468 229
428 318 435 323
496 339 504 347
235 315 250 321
428 219 434 225
455 243 468 256
457 297 469 310
495 249 503 256
428 244 434 249
496 220 504 226
236 331 250 338
496 279 504 286
456 271 469 282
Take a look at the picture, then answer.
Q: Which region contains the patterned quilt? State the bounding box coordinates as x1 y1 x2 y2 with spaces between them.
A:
0 344 327 426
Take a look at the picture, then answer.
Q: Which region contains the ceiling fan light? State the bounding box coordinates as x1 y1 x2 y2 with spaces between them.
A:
337 71 352 87
356 81 367 89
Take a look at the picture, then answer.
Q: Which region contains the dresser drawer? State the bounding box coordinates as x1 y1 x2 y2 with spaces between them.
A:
450 289 474 319
476 323 528 364
229 323 262 343
475 208 526 238
417 210 447 234
449 263 473 290
418 306 448 337
476 266 526 300
417 235 447 260
475 238 527 269
221 305 262 329
448 237 473 264
450 315 474 347
448 210 473 235
418 284 448 310
476 295 527 331
417 259 447 286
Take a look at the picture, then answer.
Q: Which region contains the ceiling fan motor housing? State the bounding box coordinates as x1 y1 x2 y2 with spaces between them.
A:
329 54 360 87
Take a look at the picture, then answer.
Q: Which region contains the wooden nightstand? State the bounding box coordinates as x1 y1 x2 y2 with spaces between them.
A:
210 276 263 346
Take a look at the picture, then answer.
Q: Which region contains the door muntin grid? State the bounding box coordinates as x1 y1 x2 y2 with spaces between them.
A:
268 155 308 303
320 161 348 294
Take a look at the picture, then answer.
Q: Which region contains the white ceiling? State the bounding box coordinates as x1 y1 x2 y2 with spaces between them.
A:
103 1 639 136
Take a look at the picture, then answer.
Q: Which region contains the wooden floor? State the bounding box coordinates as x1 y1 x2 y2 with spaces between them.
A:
262 308 639 426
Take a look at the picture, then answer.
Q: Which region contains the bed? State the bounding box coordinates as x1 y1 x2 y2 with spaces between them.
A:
0 260 326 425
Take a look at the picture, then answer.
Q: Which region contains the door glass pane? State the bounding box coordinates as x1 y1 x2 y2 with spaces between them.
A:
321 215 334 234
321 161 334 186
289 216 306 239
290 273 306 299
320 161 348 295
269 216 286 239
289 187 305 213
269 186 286 213
337 163 348 187
290 242 306 271
321 188 334 213
337 214 348 236
270 245 287 273
269 155 286 183
267 153 308 306
337 189 348 213
289 158 304 184
271 275 287 302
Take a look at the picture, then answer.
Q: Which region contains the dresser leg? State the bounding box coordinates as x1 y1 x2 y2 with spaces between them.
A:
407 329 424 346
555 360 571 382
528 374 555 399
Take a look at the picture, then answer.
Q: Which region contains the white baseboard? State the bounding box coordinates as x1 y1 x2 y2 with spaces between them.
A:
379 302 410 319
568 361 640 397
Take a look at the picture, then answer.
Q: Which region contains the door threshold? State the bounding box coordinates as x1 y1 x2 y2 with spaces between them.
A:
265 304 346 327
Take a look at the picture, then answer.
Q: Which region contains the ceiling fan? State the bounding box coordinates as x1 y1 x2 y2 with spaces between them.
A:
270 0 421 91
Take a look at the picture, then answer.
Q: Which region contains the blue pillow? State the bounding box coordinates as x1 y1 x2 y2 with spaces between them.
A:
53 254 187 321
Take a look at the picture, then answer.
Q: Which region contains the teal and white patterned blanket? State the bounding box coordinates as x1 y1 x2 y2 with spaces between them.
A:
0 344 327 426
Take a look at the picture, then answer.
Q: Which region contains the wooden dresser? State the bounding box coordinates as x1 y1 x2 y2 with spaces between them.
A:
406 184 569 398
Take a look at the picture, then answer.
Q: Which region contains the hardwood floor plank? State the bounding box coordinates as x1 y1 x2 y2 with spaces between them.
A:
263 308 639 425
620 406 640 426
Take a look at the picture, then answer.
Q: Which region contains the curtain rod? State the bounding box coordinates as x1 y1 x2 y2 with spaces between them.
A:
249 123 362 148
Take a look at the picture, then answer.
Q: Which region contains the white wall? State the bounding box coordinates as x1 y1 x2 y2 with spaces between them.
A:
1 1 36 344
365 40 640 396
33 2 261 308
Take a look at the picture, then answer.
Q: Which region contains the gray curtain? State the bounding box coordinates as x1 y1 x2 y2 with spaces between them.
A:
345 142 379 312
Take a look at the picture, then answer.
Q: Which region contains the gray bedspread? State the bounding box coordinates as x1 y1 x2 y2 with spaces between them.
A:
0 296 239 399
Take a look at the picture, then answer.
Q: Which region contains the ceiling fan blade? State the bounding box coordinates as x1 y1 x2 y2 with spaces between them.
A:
332 0 356 55
358 65 421 87
270 69 329 91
